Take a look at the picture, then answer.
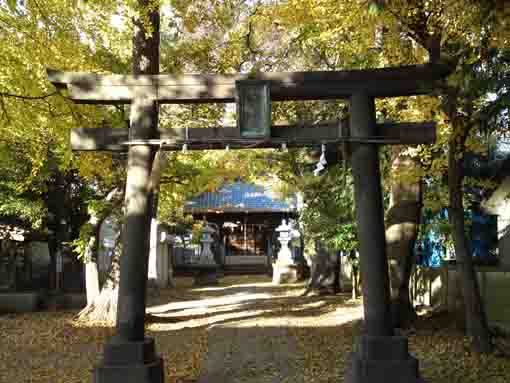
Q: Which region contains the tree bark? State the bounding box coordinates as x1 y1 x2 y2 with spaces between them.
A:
385 151 420 328
78 188 123 319
303 241 337 295
83 208 103 305
78 231 121 323
147 151 164 287
332 250 341 294
46 163 67 292
85 253 100 305
351 265 359 300
448 136 492 353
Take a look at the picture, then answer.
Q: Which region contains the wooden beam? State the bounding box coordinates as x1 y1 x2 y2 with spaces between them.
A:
70 121 435 151
70 127 129 151
48 64 451 104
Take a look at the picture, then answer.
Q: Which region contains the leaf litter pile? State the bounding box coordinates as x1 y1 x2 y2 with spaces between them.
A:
1 275 509 383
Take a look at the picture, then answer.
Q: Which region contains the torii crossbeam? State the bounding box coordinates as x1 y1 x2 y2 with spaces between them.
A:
69 121 436 151
48 63 449 103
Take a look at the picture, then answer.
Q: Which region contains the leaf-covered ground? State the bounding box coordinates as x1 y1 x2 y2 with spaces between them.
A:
1 275 509 383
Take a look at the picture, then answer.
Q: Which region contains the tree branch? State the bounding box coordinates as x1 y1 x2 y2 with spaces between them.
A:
0 90 58 100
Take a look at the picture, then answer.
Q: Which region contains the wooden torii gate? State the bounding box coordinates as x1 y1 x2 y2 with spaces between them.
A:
47 25 450 383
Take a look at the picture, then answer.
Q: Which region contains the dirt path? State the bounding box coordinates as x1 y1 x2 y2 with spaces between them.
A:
198 324 303 383
146 276 361 383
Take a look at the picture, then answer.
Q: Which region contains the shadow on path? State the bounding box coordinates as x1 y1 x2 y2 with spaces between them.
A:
145 276 363 383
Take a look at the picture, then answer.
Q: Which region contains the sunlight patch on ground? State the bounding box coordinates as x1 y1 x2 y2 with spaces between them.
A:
148 293 272 313
190 282 275 292
147 280 362 331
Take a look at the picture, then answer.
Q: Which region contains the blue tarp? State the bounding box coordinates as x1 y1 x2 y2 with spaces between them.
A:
415 209 498 267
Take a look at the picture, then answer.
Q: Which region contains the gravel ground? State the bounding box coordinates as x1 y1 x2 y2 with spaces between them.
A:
146 275 362 383
5 275 506 383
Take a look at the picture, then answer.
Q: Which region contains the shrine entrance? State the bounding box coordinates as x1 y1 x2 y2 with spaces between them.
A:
46 3 450 383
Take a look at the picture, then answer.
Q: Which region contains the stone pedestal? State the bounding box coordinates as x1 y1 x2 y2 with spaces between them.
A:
192 224 219 286
272 261 298 284
345 336 423 383
273 220 298 284
94 338 164 383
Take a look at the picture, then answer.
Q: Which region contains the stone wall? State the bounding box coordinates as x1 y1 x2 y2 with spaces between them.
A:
411 265 510 329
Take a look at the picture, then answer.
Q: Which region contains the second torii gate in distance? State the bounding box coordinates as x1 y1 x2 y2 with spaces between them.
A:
48 63 449 383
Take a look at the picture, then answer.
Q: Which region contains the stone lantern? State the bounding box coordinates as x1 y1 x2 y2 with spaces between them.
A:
192 223 219 286
273 219 298 284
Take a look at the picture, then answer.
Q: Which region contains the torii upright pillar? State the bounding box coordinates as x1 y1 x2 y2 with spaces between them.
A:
94 3 164 383
346 92 421 383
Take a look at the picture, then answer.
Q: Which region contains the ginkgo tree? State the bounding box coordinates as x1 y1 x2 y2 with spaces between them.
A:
2 0 509 345
0 0 131 290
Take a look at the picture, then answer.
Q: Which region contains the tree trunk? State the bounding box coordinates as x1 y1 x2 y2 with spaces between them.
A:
78 231 121 323
78 188 123 320
385 151 420 328
352 265 359 300
46 164 67 292
303 241 337 295
148 150 164 287
83 211 103 304
448 138 492 353
332 250 341 294
85 261 100 304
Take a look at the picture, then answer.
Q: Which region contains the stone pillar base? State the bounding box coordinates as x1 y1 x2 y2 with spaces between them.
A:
273 262 298 284
345 336 423 383
94 337 164 383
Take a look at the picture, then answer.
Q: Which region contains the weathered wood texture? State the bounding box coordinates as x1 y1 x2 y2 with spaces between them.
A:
47 64 451 104
70 121 436 151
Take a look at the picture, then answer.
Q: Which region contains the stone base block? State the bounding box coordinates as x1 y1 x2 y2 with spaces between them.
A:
94 358 164 383
273 263 298 284
345 336 423 383
94 337 164 383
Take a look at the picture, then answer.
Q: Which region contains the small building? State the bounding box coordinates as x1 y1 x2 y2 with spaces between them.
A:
0 218 30 291
181 181 299 273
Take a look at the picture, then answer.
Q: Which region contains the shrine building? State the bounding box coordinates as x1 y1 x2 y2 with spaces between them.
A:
181 181 299 273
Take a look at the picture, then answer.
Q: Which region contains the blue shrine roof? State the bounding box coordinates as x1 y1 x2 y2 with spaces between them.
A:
184 182 297 213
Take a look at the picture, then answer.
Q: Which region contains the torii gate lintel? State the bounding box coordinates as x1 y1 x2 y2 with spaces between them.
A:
47 63 450 104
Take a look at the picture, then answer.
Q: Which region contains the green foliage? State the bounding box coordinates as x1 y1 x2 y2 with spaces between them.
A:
0 194 46 228
0 1 130 235
69 192 122 261
331 223 358 254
